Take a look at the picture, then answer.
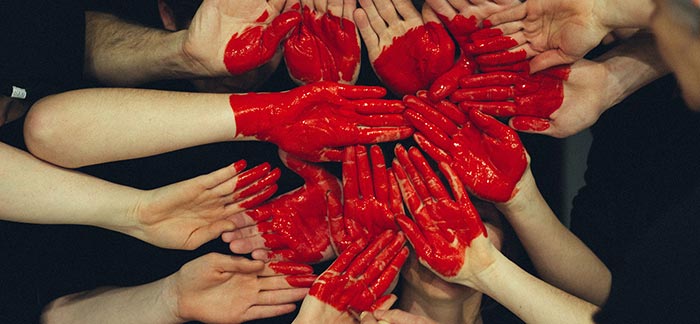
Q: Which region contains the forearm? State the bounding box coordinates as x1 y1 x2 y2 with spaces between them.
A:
24 88 235 168
84 11 202 86
470 252 599 324
497 170 610 305
0 143 137 231
596 0 654 30
42 279 179 324
597 31 670 107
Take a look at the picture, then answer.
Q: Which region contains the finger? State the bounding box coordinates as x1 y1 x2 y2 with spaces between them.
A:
185 220 237 250
210 253 265 273
370 145 390 204
343 0 357 20
391 157 421 214
387 168 405 216
361 246 408 307
420 2 441 24
267 262 314 277
403 110 453 155
351 126 414 144
227 231 268 253
358 0 389 37
415 90 468 125
393 0 421 23
224 211 259 231
459 101 516 117
436 161 469 204
469 108 515 140
529 50 577 74
258 274 312 290
269 0 287 13
198 160 246 191
484 1 525 26
458 71 522 88
425 0 458 21
407 147 450 199
393 144 431 201
450 87 514 102
335 83 387 99
356 145 375 199
279 150 331 184
230 183 278 211
327 0 343 16
257 287 310 305
345 230 395 278
231 167 280 201
374 0 401 24
343 145 360 202
480 60 530 73
355 8 381 60
395 214 432 258
369 293 397 311
404 95 460 135
412 132 451 164
428 54 475 102
509 116 551 133
354 99 406 115
264 10 303 52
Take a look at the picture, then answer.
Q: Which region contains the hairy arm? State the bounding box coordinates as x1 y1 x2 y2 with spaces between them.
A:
84 11 199 86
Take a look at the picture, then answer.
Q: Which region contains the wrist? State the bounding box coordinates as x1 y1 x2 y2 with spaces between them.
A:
159 274 187 324
496 167 539 216
595 0 654 30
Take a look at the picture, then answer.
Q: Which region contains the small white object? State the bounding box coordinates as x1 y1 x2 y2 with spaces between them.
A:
11 86 27 99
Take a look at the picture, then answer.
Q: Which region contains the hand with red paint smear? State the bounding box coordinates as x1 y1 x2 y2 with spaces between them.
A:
223 150 341 264
132 160 280 250
359 308 439 324
468 25 540 73
454 60 611 138
293 230 409 323
485 0 620 73
181 0 301 76
231 81 413 162
392 144 498 285
354 0 456 96
404 95 527 202
424 0 519 53
165 253 314 323
330 145 404 254
283 0 361 85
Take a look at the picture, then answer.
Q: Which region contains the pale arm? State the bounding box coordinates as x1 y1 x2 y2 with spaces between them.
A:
42 253 313 324
0 142 279 250
496 168 611 305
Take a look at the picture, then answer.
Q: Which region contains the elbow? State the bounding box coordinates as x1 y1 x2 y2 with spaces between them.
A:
24 96 83 168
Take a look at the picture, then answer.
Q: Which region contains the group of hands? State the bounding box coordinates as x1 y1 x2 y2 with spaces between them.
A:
121 0 631 322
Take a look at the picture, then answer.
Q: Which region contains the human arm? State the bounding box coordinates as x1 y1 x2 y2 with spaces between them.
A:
84 0 299 86
41 253 315 324
24 82 412 168
0 143 279 250
392 144 600 323
486 0 655 73
354 0 455 96
450 31 668 138
293 230 409 324
223 150 341 264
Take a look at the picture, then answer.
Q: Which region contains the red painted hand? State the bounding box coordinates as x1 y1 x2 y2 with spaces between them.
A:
330 145 404 254
295 230 409 322
223 150 341 264
221 4 301 75
451 66 571 132
428 52 477 102
355 0 456 96
392 144 495 282
283 1 361 84
230 82 413 162
404 95 527 202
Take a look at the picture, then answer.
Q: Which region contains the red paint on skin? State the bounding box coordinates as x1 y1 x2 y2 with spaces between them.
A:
456 66 571 119
469 36 518 55
435 13 479 53
392 146 487 277
229 82 410 162
373 22 456 96
476 49 527 67
512 117 551 131
256 10 269 23
233 162 270 190
269 262 314 275
428 53 476 102
310 231 407 312
285 275 318 288
284 5 360 83
224 11 301 75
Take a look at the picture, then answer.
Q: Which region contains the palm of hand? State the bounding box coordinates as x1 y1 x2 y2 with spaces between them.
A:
284 5 360 84
448 119 526 202
249 173 340 264
341 197 399 248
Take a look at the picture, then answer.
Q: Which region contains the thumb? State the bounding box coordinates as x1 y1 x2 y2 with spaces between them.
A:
529 50 576 74
263 10 302 48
